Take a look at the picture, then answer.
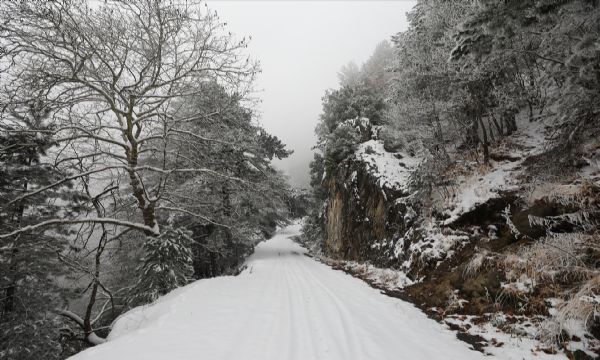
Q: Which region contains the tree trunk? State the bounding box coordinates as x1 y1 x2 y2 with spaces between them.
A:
221 182 234 268
83 280 99 337
503 111 517 135
83 232 105 338
467 117 479 148
487 117 496 142
479 116 490 163
3 271 15 313
528 100 534 122
124 112 157 236
491 113 503 137
210 252 216 277
3 158 30 314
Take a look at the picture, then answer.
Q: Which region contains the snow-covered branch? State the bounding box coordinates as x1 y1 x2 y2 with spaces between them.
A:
56 309 106 346
156 206 229 228
0 218 159 239
6 166 125 206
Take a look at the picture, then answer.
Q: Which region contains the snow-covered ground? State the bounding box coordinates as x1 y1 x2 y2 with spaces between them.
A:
441 114 549 225
70 223 484 360
355 139 420 192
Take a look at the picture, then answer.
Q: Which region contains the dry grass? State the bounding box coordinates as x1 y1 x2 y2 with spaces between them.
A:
445 289 468 313
499 233 600 344
378 271 400 288
502 233 594 286
557 275 600 333
463 248 493 279
546 180 600 209
494 283 532 312
539 275 600 344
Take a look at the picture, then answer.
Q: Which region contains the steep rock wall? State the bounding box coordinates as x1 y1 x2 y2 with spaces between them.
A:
323 158 412 267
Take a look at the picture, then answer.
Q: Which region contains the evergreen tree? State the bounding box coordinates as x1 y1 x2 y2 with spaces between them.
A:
452 0 600 154
130 227 194 305
0 98 84 359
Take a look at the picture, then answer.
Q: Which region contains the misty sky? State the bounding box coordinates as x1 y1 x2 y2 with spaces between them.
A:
207 1 416 188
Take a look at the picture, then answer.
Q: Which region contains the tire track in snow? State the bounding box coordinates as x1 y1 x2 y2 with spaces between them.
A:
282 254 318 360
287 254 364 359
220 253 283 360
69 224 487 360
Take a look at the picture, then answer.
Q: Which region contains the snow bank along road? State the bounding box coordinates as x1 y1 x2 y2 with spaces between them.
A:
70 223 484 360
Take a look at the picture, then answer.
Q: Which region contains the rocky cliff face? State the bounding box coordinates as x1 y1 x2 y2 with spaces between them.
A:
324 158 409 266
321 137 430 274
320 117 600 282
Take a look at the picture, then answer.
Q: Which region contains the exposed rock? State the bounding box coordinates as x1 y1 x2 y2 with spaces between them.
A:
323 157 410 267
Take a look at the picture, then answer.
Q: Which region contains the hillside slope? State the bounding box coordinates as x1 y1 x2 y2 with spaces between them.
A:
315 114 600 358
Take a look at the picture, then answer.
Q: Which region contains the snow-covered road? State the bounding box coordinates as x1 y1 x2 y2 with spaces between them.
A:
70 223 484 360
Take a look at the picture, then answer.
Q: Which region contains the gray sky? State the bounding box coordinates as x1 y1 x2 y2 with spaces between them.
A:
207 1 416 188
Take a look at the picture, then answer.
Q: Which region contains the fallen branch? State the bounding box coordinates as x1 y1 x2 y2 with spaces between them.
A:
56 309 106 346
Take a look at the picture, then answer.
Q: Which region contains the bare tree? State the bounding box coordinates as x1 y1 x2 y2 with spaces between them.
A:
0 0 257 238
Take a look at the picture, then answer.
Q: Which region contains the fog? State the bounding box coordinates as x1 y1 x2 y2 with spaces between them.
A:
208 0 416 188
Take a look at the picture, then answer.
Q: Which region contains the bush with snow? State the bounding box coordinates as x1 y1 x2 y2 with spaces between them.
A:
130 227 195 305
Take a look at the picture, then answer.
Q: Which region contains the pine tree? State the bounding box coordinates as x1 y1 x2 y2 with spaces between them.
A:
0 98 84 358
130 227 195 305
